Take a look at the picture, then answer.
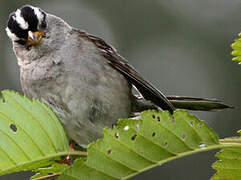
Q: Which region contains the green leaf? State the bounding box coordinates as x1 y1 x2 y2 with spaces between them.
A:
231 33 241 64
31 163 69 180
0 90 70 175
0 90 239 179
59 110 221 180
211 131 241 180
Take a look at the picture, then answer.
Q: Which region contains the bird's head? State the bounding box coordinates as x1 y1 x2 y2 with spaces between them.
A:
6 5 47 47
6 5 71 64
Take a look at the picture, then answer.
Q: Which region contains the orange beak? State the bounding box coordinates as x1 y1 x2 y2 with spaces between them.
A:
27 31 45 46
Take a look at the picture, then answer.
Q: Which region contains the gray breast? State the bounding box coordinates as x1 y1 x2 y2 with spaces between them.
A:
17 31 133 146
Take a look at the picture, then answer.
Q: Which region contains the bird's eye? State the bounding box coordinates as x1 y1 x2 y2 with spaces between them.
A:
41 20 47 29
40 13 47 29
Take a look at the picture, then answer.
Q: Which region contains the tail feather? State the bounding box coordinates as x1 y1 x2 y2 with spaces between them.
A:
166 95 233 111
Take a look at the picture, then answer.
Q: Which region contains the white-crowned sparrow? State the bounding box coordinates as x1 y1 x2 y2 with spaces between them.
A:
6 5 230 146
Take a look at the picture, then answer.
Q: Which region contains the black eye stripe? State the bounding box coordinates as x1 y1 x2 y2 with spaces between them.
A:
20 6 38 32
8 13 28 39
42 12 47 28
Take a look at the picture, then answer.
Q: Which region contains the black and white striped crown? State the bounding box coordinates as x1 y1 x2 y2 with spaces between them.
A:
6 5 47 43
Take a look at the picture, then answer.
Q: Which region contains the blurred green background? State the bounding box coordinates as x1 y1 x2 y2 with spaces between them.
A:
0 0 240 179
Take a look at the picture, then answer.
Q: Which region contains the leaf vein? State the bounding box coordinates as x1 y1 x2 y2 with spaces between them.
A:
111 134 156 165
0 111 45 157
6 96 58 153
35 100 68 150
92 146 138 173
0 128 31 161
131 126 177 157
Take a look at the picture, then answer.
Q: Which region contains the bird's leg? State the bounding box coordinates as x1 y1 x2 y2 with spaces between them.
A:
58 141 87 166
69 141 88 155
58 141 76 166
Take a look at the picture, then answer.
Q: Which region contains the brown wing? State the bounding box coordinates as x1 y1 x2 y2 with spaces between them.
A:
77 30 175 114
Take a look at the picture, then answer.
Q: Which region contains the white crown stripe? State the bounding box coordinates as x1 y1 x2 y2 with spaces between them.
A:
6 27 20 41
31 6 44 24
15 9 29 30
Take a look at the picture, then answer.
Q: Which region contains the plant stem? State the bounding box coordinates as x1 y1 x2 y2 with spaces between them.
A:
123 140 241 180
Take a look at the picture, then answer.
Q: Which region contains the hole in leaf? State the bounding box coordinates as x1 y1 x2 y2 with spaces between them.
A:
152 115 155 119
10 124 17 132
181 133 186 140
157 116 160 122
152 132 156 137
124 126 129 131
199 123 203 126
190 121 194 126
131 134 137 141
136 124 140 131
171 117 175 123
114 133 119 139
2 98 5 103
106 149 112 155
163 142 168 147
199 143 206 148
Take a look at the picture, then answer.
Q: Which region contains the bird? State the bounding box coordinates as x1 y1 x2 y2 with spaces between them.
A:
6 5 231 147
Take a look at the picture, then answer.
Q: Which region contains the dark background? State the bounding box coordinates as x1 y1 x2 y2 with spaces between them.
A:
0 0 240 179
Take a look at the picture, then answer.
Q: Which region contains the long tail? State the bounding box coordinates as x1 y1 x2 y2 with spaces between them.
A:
166 96 233 111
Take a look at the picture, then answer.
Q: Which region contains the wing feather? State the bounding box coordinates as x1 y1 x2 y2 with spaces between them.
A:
77 30 175 113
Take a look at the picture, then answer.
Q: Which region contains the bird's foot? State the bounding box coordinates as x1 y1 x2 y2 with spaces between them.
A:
58 141 87 166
